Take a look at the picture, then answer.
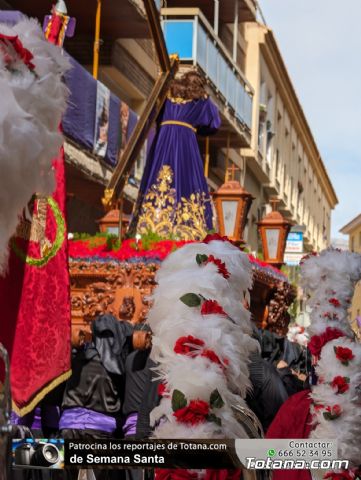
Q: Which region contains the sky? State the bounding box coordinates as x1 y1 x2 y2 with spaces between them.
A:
259 0 361 239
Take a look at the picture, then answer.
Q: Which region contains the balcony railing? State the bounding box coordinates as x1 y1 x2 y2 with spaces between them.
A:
161 9 253 131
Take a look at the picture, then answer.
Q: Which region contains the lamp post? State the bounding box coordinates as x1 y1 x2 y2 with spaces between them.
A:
212 164 254 245
257 198 292 270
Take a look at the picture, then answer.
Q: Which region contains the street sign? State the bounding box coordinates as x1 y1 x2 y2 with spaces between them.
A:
284 252 304 266
286 231 303 253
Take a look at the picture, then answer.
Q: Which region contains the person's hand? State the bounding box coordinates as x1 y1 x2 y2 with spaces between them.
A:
132 330 152 350
277 360 288 369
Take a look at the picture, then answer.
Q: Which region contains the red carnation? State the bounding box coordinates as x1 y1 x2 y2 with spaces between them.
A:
0 33 35 70
207 255 230 279
324 471 354 480
308 328 346 358
174 336 205 356
158 383 168 397
329 298 341 308
173 399 210 425
201 349 224 368
324 404 342 420
308 335 323 358
331 376 350 394
334 346 355 365
201 299 227 316
313 403 325 411
203 233 229 244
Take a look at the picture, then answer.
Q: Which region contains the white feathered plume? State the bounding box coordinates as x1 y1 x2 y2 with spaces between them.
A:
148 239 259 444
300 249 361 472
0 17 69 274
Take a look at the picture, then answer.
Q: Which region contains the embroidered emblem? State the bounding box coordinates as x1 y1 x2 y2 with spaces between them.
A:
12 195 65 267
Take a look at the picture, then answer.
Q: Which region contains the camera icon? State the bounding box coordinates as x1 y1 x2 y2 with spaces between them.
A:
15 441 60 467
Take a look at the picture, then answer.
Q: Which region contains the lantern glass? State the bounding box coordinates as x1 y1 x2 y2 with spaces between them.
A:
221 200 238 236
265 228 280 259
106 226 119 235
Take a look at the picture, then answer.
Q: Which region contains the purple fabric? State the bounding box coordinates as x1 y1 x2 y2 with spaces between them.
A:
122 412 138 436
132 97 221 233
10 406 60 429
59 407 117 434
62 56 138 168
0 11 25 25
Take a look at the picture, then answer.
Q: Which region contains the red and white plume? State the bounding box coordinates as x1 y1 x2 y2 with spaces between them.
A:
147 237 259 441
301 249 361 475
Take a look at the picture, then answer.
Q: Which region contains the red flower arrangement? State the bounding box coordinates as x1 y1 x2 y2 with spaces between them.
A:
69 237 191 261
329 298 341 308
201 299 227 316
174 336 205 356
330 376 350 394
334 346 355 366
323 404 342 421
173 399 210 425
308 327 346 358
0 33 35 70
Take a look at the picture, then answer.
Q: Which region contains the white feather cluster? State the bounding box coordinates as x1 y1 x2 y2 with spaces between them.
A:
148 240 259 440
0 17 69 274
300 249 361 337
301 249 361 468
287 324 309 347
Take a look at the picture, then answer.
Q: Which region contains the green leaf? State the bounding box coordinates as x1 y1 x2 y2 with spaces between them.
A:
210 389 225 409
172 389 187 412
207 414 222 426
323 411 339 421
180 293 202 307
196 254 208 265
323 412 332 421
344 377 350 383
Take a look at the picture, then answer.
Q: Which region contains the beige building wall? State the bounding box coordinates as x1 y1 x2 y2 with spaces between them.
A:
241 23 338 252
340 214 361 338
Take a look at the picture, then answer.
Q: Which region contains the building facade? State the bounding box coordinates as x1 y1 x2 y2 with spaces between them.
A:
340 214 361 338
241 23 338 252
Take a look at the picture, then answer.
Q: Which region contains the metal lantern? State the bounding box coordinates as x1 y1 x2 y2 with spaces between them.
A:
257 198 292 269
97 209 130 238
212 178 254 244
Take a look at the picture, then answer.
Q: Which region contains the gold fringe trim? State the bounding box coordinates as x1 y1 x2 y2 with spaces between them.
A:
12 369 72 417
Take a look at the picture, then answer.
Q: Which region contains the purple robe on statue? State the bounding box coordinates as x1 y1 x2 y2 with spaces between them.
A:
130 96 221 240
